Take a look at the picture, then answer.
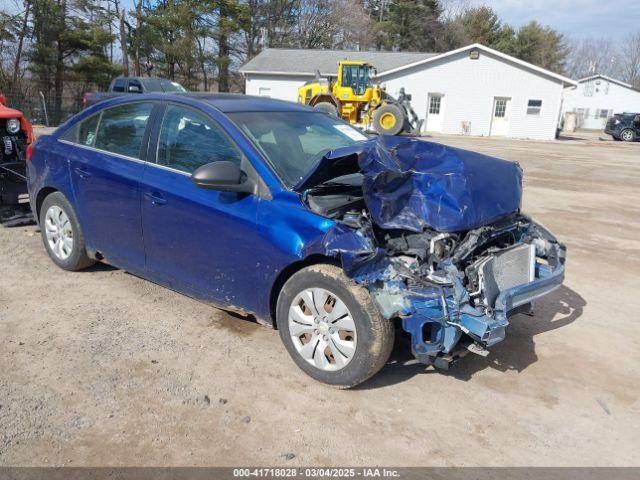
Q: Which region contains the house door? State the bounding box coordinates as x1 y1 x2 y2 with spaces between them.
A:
425 94 444 132
490 97 511 136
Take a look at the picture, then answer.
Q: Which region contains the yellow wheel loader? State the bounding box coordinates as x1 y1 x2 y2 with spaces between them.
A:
297 60 423 136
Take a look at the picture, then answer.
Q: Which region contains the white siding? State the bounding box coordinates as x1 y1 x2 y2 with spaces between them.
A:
243 48 567 140
562 78 640 129
378 50 564 140
245 73 313 103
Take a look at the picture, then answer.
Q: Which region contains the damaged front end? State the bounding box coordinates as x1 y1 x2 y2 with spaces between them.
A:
300 136 566 368
365 216 564 367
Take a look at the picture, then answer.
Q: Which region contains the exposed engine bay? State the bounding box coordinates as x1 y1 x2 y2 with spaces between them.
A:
300 136 566 367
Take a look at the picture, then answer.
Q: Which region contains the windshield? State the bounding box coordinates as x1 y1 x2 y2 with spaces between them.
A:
342 65 372 95
227 111 368 187
160 80 187 92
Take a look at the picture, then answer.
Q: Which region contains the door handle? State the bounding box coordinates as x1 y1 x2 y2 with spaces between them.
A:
74 167 92 179
144 192 167 205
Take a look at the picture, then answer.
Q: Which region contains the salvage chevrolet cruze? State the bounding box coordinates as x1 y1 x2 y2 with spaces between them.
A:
27 94 565 387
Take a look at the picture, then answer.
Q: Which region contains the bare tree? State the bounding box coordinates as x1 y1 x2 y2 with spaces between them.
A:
565 37 621 80
620 31 640 88
12 0 30 86
115 0 129 76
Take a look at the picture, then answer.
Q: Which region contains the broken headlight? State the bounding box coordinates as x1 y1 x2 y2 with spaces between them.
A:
429 233 456 261
6 118 20 134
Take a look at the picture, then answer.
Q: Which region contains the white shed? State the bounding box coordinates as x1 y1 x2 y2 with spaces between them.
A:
240 43 577 141
561 75 640 129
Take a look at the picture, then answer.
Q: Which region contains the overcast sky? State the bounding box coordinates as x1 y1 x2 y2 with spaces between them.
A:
468 0 640 39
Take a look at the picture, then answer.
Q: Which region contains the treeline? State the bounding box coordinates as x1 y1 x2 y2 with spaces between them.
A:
1 0 638 124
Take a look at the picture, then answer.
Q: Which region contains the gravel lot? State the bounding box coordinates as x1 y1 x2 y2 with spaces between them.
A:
1 130 638 466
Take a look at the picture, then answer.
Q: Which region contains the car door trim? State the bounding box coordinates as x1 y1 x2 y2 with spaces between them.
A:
60 138 196 178
59 139 147 165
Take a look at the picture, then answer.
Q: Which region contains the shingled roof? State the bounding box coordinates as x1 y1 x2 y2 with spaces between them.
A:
239 48 437 77
240 44 577 86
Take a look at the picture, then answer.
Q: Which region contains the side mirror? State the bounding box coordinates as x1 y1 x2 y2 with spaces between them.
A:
128 85 142 93
192 161 256 194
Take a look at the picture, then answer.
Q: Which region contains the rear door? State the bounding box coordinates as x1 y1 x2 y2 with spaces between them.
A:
68 101 155 271
140 103 261 307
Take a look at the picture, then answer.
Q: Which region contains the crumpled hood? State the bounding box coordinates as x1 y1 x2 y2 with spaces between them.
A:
296 135 523 233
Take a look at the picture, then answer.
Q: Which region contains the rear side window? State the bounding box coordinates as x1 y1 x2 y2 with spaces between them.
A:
60 113 100 145
78 114 100 146
94 103 153 158
112 78 126 92
156 104 242 173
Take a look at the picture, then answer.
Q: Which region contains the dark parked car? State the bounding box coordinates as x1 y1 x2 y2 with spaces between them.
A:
82 76 186 109
605 112 640 142
27 94 565 387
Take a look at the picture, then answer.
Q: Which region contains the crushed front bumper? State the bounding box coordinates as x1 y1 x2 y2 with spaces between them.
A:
392 255 565 367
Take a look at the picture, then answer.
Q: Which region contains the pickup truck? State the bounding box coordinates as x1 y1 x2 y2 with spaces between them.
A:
82 76 187 109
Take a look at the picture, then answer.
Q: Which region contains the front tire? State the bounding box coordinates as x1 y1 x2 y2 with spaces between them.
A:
277 264 394 388
372 103 405 136
39 192 95 271
620 129 636 142
313 101 339 117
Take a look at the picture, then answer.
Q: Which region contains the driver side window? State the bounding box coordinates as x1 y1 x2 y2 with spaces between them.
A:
156 105 242 174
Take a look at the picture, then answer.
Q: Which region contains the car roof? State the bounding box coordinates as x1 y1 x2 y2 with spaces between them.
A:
168 92 314 113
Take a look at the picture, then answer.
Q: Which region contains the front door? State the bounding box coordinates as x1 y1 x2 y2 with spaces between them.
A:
490 97 511 136
425 93 444 132
69 101 154 271
140 103 261 308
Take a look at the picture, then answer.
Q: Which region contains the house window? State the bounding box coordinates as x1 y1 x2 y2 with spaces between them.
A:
599 109 611 119
258 87 271 97
494 99 507 118
428 95 441 114
527 99 542 115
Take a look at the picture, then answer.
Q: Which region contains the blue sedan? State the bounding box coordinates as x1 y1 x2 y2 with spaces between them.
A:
27 93 565 387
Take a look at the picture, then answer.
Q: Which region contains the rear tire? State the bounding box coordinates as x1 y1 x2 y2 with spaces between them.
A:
277 264 394 388
313 101 339 117
39 192 95 271
372 103 405 136
620 129 636 142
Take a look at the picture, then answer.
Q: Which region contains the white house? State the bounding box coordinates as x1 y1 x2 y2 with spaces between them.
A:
561 74 640 129
240 43 577 140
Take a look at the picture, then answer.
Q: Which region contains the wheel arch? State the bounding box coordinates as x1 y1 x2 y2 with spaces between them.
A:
269 254 340 329
309 94 339 109
35 186 59 221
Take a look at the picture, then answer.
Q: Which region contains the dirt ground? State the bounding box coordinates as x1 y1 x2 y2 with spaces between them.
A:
1 130 639 467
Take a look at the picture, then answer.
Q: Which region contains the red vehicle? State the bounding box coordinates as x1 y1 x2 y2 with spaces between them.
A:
0 94 34 225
